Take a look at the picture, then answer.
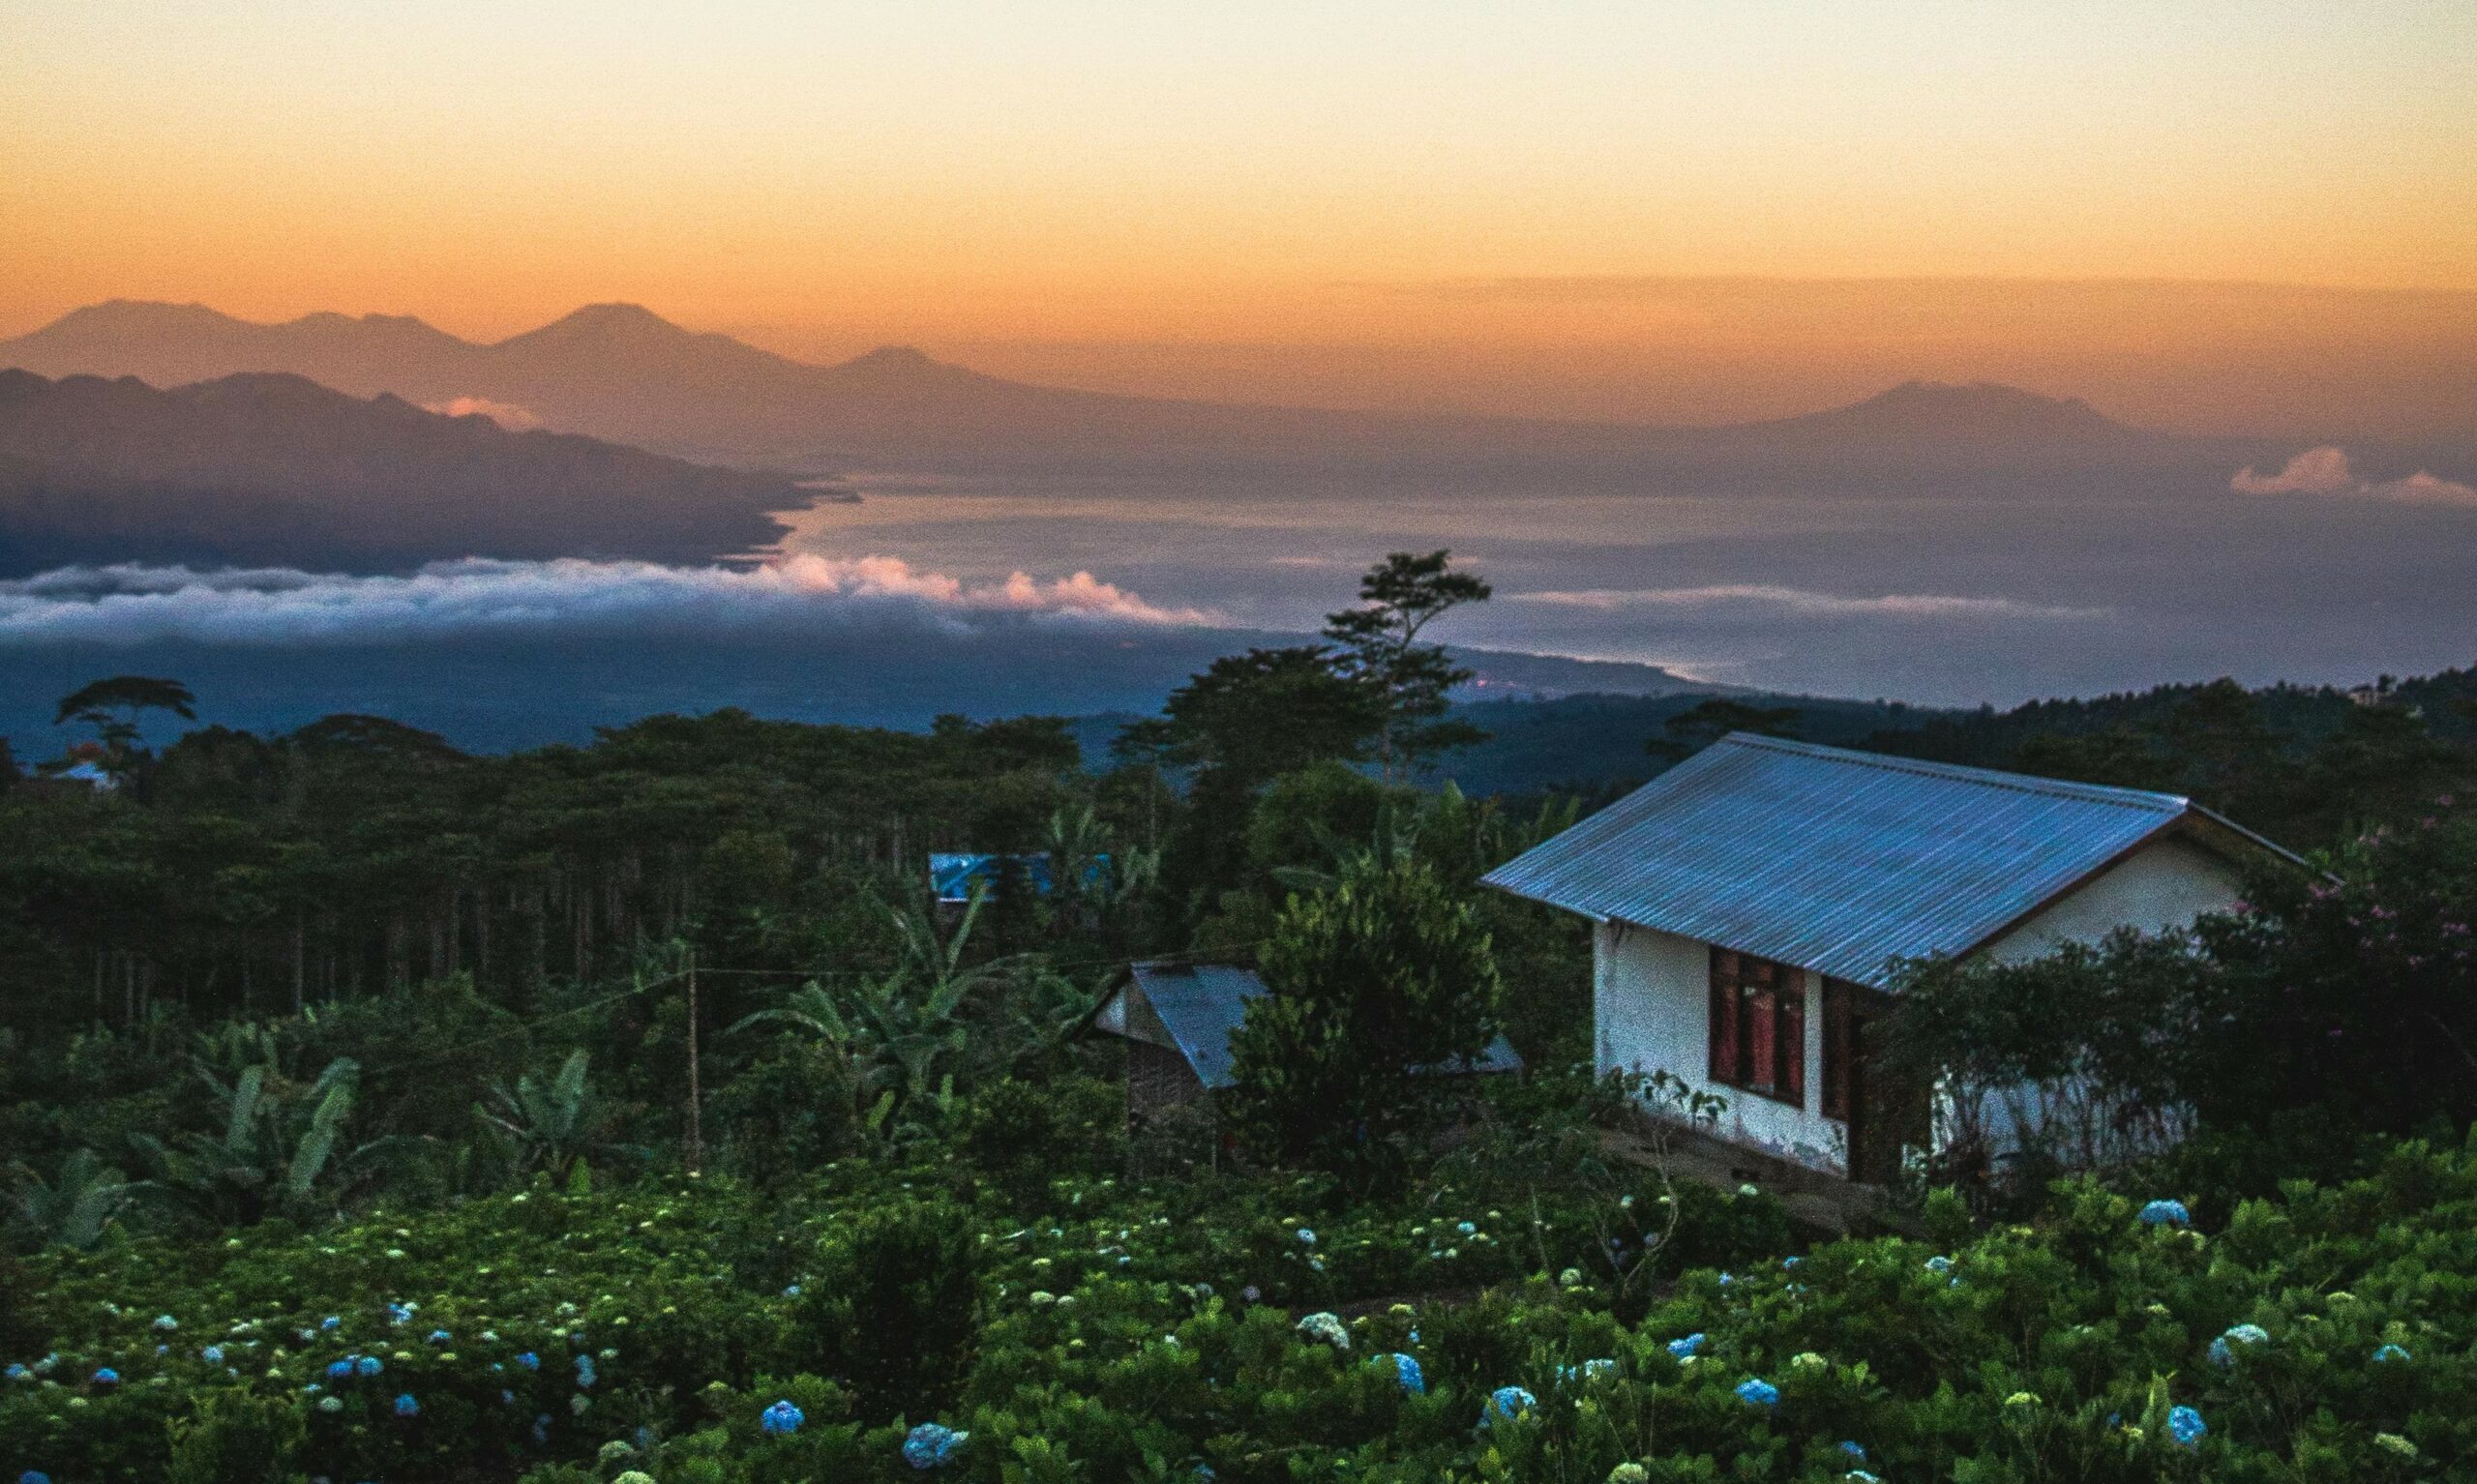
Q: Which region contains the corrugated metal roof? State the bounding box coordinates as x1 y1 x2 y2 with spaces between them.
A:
1480 733 2270 989
1115 961 1523 1089
928 852 1109 904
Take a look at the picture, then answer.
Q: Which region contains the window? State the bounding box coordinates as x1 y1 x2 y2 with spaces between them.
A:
1707 948 1805 1106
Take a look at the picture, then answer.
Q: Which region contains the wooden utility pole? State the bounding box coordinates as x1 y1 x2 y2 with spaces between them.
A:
684 949 704 1174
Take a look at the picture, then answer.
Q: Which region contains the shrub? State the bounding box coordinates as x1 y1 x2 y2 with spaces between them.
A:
1225 854 1503 1181
164 1388 305 1484
787 1198 983 1420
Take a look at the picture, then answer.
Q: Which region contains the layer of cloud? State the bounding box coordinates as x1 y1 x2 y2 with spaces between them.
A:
2232 446 2477 504
423 395 545 430
0 554 1212 647
1508 583 2106 622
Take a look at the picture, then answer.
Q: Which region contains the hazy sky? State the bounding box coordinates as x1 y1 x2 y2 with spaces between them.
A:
5 2 2474 429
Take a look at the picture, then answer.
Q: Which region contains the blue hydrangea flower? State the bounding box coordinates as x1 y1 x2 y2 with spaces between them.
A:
574 1354 596 1388
902 1422 969 1469
327 1359 353 1380
515 1351 540 1372
3 1365 24 1380
427 1329 451 1346
151 1315 178 1332
1483 1385 1535 1425
1558 1358 1619 1384
393 1393 420 1417
1925 1256 1953 1273
783 1285 801 1297
92 1368 118 1385
321 1316 341 1330
760 1400 803 1436
1380 1352 1424 1395
22 1470 54 1484
2167 1405 2206 1447
532 1413 552 1445
2373 1343 2411 1363
1456 1221 1477 1235
1838 1440 1868 1462
2209 1323 2269 1367
1735 1378 1780 1407
1297 1227 1316 1245
386 1303 412 1325
355 1356 383 1377
2139 1200 2191 1228
1666 1332 1706 1359
201 1346 224 1363
1783 1255 1803 1267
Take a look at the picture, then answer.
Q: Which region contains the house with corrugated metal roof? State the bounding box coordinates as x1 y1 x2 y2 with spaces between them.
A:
1090 960 1523 1131
1481 733 2300 1184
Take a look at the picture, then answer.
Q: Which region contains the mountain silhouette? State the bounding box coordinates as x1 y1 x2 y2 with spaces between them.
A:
0 300 2251 486
1739 379 2136 444
0 368 838 576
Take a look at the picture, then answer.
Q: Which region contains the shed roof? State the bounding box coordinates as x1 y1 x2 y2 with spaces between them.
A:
1480 732 2298 989
1102 961 1524 1089
929 852 1107 904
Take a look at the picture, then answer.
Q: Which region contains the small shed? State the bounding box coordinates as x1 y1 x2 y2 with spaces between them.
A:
1090 960 1524 1126
929 852 1108 905
17 758 118 799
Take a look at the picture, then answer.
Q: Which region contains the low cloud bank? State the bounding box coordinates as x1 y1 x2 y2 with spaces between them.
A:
423 396 545 430
1509 583 2106 622
2231 447 2477 504
0 554 1212 647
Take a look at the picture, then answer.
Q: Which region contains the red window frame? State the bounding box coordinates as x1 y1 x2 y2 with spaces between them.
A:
1707 947 1806 1107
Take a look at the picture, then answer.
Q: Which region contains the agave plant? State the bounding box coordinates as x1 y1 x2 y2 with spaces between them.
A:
4 1148 135 1252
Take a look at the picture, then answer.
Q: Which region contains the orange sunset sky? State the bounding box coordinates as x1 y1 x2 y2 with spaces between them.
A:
5 1 2474 433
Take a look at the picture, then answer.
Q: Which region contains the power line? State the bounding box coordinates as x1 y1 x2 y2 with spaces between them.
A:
682 937 1270 981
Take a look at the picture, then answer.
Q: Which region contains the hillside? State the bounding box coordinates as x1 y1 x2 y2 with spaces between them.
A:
0 368 842 574
0 300 2274 486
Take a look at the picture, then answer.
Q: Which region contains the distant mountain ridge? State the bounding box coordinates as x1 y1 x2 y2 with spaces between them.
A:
0 368 838 576
0 299 2264 488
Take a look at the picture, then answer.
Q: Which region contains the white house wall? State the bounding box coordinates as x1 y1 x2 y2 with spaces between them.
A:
1595 920 1843 1176
1587 828 2250 1181
1985 833 2244 964
1961 832 2243 1163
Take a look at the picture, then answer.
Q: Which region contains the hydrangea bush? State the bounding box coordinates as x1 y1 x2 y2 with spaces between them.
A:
4 1134 2473 1481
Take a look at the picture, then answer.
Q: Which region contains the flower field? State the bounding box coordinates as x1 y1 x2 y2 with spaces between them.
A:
7 1117 2473 1483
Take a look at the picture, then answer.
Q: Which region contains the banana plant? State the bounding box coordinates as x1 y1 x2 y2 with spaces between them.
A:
1044 804 1160 911
133 1054 372 1227
4 1148 135 1252
731 888 1080 1137
475 1050 641 1184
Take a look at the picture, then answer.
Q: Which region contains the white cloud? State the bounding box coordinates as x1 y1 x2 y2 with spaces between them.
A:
2231 446 2477 504
1507 583 2106 622
2381 470 2477 504
0 554 1212 647
423 396 545 430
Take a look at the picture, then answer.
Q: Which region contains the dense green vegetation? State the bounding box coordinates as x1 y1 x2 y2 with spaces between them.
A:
5 555 2476 1481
